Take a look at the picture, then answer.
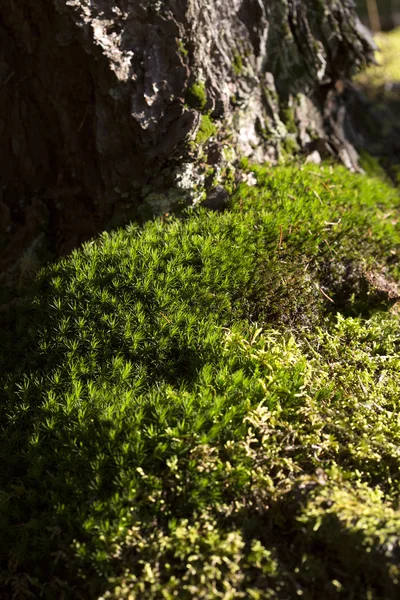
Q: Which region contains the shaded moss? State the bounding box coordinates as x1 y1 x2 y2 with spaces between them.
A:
359 149 389 180
280 105 297 134
282 135 299 155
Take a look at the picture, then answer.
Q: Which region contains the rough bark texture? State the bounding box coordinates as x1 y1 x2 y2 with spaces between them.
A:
0 0 375 290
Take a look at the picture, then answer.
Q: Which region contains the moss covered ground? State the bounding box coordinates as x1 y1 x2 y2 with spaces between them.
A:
356 27 400 92
353 27 400 185
1 162 400 598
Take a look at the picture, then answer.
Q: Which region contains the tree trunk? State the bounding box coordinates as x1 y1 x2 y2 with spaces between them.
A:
0 0 375 290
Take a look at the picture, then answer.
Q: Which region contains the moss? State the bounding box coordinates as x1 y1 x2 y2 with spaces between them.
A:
220 165 236 194
239 156 250 171
359 149 389 180
185 81 207 111
392 164 400 186
282 135 299 155
232 51 244 76
255 117 272 142
177 38 188 57
2 162 400 597
280 105 297 134
195 114 216 144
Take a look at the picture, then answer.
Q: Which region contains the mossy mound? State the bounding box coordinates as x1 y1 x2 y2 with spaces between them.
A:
1 164 400 598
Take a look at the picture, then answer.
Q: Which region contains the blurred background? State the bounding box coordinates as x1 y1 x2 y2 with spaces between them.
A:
356 0 400 31
351 1 400 187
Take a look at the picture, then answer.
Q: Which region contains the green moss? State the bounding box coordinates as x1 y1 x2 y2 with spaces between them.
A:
232 51 244 76
359 149 389 180
282 135 299 155
177 38 188 57
255 117 272 142
239 156 250 171
392 164 400 186
185 81 207 111
356 27 400 90
195 114 216 144
2 163 400 597
280 105 297 134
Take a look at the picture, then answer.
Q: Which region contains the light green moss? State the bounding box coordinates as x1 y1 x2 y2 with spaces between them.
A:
185 81 207 111
177 38 188 57
195 114 216 144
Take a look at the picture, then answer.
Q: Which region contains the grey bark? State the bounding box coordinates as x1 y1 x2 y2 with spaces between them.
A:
0 0 375 287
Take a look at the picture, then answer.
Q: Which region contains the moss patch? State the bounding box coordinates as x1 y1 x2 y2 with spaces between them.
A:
185 81 207 111
1 163 400 598
177 38 188 58
195 114 216 144
359 148 390 180
356 27 400 91
232 51 244 76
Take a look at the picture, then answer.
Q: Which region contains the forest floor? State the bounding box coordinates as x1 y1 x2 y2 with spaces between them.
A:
2 162 400 599
1 29 400 600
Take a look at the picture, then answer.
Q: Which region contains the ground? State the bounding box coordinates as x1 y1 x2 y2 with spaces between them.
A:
1 161 400 599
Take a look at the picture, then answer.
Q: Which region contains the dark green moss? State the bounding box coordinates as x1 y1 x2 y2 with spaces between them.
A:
359 149 390 181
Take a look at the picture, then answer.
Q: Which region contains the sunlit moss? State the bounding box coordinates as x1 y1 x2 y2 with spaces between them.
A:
356 27 400 90
1 163 400 598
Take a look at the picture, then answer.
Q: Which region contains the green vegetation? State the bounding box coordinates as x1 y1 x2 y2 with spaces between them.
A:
195 114 216 144
356 27 400 91
353 28 400 186
279 105 297 134
232 51 244 76
177 38 188 58
359 148 391 180
1 163 400 598
185 81 208 111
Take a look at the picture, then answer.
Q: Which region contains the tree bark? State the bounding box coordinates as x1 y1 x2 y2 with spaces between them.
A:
0 0 375 288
